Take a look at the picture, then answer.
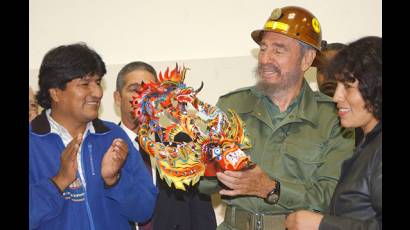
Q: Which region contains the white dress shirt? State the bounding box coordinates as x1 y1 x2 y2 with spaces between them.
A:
119 122 157 185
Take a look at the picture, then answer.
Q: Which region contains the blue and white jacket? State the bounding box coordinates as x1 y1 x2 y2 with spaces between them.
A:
29 111 158 230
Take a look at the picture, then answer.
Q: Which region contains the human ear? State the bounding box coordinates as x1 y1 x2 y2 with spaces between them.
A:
48 88 60 103
113 91 122 107
301 49 317 72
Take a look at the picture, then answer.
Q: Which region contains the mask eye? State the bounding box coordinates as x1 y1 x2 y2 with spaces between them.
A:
214 148 221 154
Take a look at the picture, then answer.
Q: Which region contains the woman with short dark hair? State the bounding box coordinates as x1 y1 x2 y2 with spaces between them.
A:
285 36 382 230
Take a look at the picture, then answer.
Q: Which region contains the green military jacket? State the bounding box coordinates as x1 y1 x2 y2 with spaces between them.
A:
199 81 354 215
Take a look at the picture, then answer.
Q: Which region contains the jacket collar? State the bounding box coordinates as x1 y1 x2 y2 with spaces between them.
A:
362 121 382 146
243 80 320 128
31 109 110 135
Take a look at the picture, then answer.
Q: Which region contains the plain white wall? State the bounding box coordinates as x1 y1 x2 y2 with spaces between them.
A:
29 0 382 120
29 0 382 225
29 0 382 69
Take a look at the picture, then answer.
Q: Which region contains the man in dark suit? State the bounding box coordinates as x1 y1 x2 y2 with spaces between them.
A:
114 61 217 230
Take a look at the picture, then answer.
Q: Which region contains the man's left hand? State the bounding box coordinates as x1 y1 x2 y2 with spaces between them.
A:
285 210 323 230
217 165 276 198
101 138 128 186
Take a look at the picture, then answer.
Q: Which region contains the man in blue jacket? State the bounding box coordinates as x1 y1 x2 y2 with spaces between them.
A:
29 43 158 230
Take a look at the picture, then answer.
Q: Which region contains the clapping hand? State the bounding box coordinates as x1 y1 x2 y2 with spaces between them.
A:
52 133 83 192
101 138 128 186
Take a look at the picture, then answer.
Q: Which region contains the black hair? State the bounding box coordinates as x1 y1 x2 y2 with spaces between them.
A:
36 42 106 109
316 42 347 97
321 42 346 52
116 61 157 91
326 36 382 120
317 42 347 70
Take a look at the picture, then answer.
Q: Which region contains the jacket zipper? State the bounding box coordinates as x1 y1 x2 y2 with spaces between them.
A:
81 140 96 230
88 144 96 176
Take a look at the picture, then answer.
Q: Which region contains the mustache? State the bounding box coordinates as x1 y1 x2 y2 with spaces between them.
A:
85 96 101 102
257 64 281 76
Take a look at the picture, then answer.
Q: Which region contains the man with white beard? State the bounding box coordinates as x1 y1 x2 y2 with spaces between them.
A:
199 6 354 230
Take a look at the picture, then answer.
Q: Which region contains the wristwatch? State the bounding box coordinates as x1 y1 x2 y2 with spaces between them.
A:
264 180 280 204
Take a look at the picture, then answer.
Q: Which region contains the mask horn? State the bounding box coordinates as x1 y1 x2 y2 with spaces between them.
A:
195 81 204 93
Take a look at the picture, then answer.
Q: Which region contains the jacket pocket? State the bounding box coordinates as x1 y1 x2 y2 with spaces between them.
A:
280 140 326 181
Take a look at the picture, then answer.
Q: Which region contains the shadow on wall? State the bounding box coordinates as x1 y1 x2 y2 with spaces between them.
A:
251 48 259 59
98 77 123 120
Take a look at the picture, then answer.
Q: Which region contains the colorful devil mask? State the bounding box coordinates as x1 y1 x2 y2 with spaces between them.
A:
132 64 253 190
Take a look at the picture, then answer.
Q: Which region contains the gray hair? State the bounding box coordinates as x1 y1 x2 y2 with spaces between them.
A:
298 40 314 55
116 61 157 91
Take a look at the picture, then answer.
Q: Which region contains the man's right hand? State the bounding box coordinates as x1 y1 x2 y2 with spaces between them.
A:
217 165 276 198
51 133 83 192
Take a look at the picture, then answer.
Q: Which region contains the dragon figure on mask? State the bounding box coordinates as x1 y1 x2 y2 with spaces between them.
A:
131 64 254 190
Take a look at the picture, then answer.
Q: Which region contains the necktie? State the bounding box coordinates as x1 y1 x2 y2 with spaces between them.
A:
135 137 153 176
